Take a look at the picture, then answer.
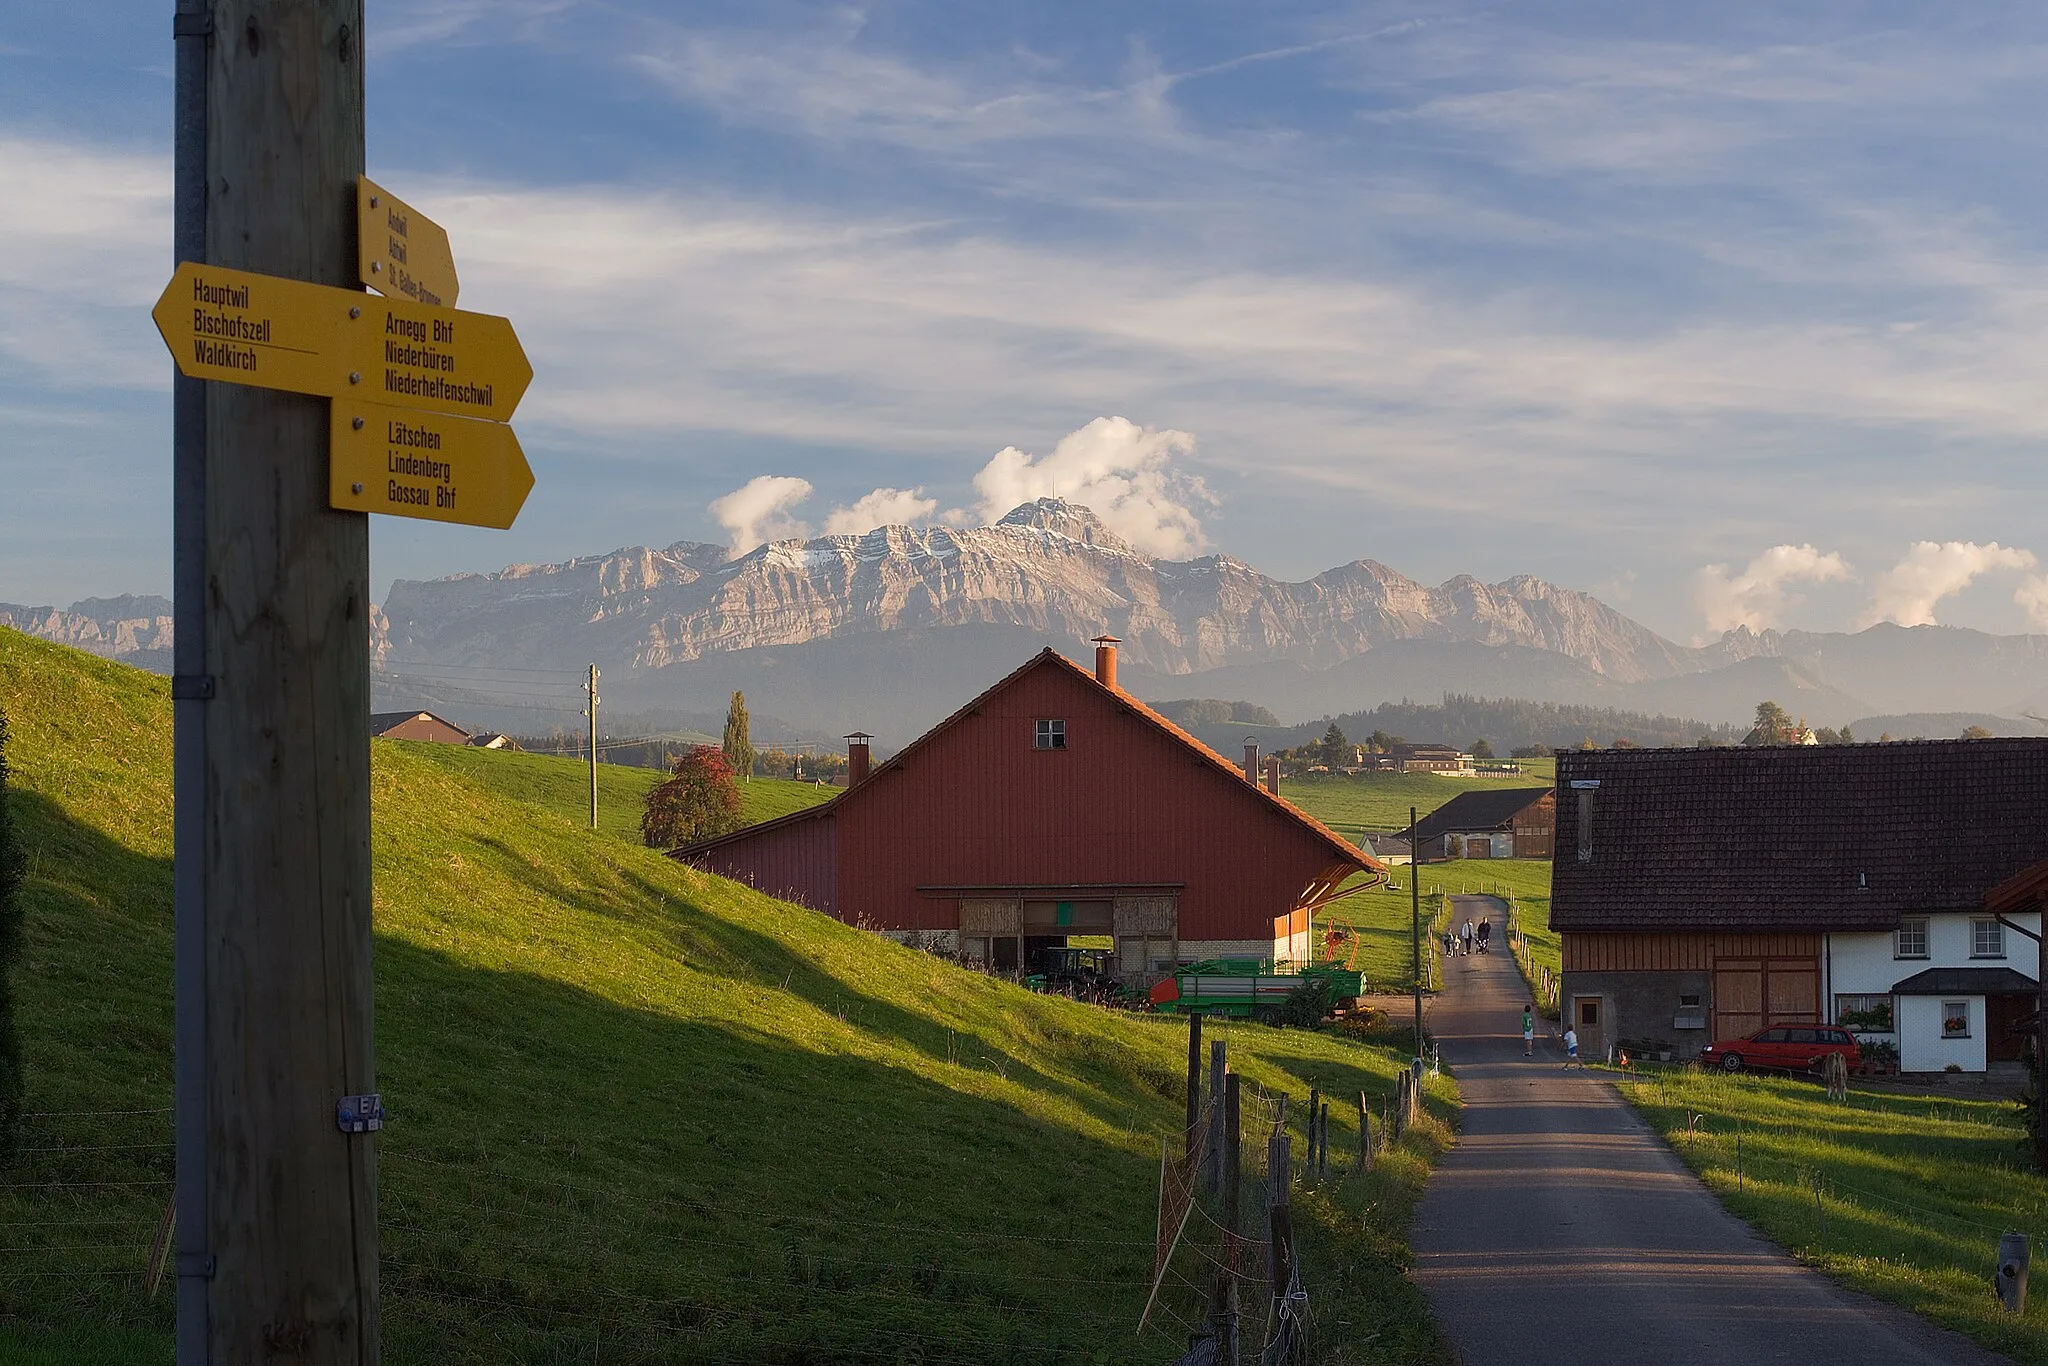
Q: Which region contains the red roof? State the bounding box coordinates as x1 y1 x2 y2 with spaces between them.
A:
677 647 1375 877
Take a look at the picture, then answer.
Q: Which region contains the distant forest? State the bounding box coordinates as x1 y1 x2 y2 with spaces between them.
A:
1241 694 1742 753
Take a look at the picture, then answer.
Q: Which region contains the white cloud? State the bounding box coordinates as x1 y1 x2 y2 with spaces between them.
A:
1693 544 1854 633
2014 575 2048 631
708 475 813 557
1863 541 2038 627
821 487 939 536
968 417 1213 558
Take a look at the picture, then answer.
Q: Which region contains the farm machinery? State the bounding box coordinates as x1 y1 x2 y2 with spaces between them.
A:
1145 959 1366 1022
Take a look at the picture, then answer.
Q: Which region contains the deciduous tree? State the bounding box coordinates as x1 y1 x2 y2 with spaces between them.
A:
641 746 743 849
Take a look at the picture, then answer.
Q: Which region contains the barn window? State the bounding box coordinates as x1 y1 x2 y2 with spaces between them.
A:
1895 917 1929 959
1971 918 2005 959
1035 719 1066 750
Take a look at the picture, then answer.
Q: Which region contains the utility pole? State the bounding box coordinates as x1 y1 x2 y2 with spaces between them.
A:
191 1 377 1360
585 663 600 828
1411 805 1423 1062
169 0 211 1357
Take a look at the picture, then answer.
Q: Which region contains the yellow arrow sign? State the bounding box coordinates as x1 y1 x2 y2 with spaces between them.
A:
357 176 459 307
329 401 534 529
152 261 531 422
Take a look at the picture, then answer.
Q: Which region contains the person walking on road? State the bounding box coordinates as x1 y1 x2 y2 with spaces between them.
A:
1476 916 1491 954
1562 1026 1581 1068
1522 1005 1535 1056
1460 921 1473 955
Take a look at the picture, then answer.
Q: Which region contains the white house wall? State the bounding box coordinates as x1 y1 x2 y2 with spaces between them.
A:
1829 912 2039 1002
1828 910 2037 1072
1897 994 1987 1073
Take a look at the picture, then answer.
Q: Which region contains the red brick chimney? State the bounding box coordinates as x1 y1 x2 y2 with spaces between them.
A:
1092 634 1121 689
846 732 872 787
1264 755 1281 797
1243 739 1259 784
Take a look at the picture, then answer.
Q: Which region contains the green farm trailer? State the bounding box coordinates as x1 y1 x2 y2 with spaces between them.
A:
1146 959 1364 1021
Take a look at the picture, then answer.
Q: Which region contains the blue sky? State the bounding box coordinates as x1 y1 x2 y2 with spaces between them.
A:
6 1 2048 642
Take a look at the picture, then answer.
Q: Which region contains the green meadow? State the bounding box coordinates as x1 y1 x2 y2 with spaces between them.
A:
0 628 1455 1365
395 739 833 844
1280 772 1549 840
1625 1067 2048 1362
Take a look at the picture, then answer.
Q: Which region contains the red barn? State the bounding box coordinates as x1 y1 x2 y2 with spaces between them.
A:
674 639 1380 982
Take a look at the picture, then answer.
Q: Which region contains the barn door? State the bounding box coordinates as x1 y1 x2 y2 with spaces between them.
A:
1765 959 1818 1025
1714 960 1763 1040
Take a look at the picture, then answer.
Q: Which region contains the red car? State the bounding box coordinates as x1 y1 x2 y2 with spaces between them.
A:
1699 1024 1861 1075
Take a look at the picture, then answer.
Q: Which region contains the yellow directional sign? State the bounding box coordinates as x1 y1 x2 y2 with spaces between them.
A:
152 262 530 422
330 401 533 529
357 176 459 307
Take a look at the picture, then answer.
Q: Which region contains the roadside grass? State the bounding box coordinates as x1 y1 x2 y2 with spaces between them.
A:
394 739 832 842
0 628 1455 1365
1281 773 1548 840
1624 1066 2048 1362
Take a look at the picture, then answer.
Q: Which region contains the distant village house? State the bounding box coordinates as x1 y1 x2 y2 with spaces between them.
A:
1410 788 1555 861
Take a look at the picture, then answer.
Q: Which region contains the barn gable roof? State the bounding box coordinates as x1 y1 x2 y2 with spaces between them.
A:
1551 739 2048 933
369 708 470 738
675 647 1377 877
1411 787 1552 843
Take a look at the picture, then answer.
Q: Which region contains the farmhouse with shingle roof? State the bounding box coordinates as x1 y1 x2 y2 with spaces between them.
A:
1551 740 2048 1070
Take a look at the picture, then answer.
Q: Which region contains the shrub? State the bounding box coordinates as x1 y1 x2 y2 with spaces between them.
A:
640 745 743 849
1277 976 1333 1028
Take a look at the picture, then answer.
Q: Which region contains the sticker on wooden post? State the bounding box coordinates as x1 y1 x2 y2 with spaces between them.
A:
331 401 534 529
357 176 459 307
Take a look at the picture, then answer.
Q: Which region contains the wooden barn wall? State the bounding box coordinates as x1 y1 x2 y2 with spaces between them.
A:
1562 931 1820 972
834 665 1345 941
693 814 838 915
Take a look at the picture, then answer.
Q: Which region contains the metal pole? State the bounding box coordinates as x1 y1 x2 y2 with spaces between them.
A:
1410 805 1423 1061
170 2 212 1358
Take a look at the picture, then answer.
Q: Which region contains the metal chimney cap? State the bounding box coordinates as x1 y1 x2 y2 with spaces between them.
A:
845 731 873 742
1091 634 1122 644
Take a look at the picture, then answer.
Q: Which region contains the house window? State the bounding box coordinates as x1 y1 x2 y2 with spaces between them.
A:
1835 994 1894 1031
1941 1001 1971 1039
1895 917 1929 959
1972 918 2005 959
1034 719 1066 750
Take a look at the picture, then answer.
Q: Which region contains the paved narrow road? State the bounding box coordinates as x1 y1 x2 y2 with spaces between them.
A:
1410 896 2009 1366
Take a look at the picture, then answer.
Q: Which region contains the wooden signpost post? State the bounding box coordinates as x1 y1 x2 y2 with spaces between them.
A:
161 8 533 1357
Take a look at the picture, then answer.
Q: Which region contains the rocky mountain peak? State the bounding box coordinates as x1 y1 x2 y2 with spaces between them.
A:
991 498 1131 553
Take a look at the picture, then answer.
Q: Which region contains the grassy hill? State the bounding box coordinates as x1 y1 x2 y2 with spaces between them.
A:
394 740 834 843
1281 772 1550 840
0 628 1454 1365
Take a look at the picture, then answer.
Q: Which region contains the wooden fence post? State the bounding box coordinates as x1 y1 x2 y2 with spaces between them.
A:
1267 1131 1294 1321
1357 1092 1372 1172
1184 1014 1203 1164
1207 1040 1226 1198
1306 1087 1319 1177
1318 1102 1331 1182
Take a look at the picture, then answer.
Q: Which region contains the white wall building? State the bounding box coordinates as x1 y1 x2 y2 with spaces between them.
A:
1827 910 2040 1073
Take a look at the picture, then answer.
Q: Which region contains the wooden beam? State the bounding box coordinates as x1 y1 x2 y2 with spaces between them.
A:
204 2 377 1358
